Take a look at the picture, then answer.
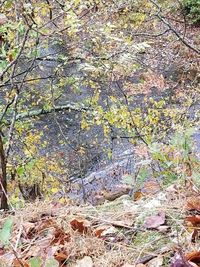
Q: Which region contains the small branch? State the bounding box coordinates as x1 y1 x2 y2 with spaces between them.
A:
15 103 88 121
131 29 170 38
5 90 19 157
149 0 200 54
0 97 15 123
0 134 8 210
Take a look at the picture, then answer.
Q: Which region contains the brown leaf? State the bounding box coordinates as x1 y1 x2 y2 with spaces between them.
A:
37 218 57 233
134 190 144 201
70 218 91 233
94 225 117 238
55 251 69 263
142 180 160 195
13 259 30 267
186 197 200 212
144 212 165 229
185 215 200 226
186 251 200 264
95 225 107 238
51 228 71 245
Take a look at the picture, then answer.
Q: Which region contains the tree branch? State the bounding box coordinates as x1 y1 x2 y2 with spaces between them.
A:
15 103 88 121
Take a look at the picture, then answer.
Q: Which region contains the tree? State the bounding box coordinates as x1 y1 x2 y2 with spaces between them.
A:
0 0 199 209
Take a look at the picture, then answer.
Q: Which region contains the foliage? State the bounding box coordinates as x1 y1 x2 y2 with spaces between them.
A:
183 0 200 24
0 0 199 209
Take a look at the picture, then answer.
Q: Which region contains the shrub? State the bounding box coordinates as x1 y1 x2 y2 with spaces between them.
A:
182 0 200 25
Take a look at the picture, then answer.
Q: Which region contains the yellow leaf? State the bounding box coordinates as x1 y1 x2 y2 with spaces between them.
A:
51 188 59 193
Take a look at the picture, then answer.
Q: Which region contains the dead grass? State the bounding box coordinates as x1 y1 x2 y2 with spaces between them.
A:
0 183 198 266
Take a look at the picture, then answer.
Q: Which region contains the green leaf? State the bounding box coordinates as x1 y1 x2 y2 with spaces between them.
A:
29 257 42 267
45 258 59 267
0 218 13 246
16 166 24 176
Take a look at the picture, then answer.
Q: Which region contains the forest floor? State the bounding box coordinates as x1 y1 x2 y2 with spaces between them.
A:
1 180 200 267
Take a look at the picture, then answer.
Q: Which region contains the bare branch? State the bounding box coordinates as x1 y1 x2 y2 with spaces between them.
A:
149 0 200 54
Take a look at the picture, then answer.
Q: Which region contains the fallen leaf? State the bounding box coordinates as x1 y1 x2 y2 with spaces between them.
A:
54 251 69 263
13 259 30 267
134 190 144 201
144 212 165 229
37 218 57 233
73 256 93 267
70 218 91 233
95 225 117 238
50 228 70 245
186 251 200 264
142 180 160 195
186 197 200 212
185 215 200 226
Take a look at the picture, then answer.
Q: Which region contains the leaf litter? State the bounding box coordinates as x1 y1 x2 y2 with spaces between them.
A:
0 183 200 266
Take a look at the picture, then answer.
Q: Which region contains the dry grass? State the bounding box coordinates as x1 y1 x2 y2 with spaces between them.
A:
0 183 197 266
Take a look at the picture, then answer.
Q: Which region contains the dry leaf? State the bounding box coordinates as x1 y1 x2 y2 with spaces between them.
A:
185 215 200 226
186 197 200 212
13 259 29 267
186 251 200 264
55 251 69 263
37 218 57 233
50 228 70 245
70 218 91 233
95 225 117 238
142 180 160 195
134 190 144 201
144 212 165 229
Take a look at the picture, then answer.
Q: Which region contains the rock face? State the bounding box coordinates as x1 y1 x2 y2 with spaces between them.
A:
67 148 136 204
2 41 199 204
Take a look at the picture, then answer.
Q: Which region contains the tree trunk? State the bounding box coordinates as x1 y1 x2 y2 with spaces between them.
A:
0 135 8 210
